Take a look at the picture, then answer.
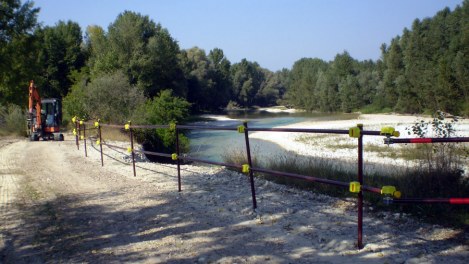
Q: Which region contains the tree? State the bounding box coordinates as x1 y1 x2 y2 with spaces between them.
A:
82 71 145 123
87 11 187 99
0 0 39 105
132 89 191 160
34 20 85 98
284 58 327 110
230 59 265 107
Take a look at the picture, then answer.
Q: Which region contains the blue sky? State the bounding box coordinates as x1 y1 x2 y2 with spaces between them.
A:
34 0 464 71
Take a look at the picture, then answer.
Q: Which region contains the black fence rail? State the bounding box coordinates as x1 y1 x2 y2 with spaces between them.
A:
71 117 469 249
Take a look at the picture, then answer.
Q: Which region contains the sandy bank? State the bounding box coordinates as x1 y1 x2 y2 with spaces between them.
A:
249 113 469 173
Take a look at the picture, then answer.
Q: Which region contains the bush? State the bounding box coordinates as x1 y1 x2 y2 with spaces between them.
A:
132 90 191 162
63 71 145 124
0 104 27 136
406 110 462 173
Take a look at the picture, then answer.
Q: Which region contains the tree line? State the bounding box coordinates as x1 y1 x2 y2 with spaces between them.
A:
2 0 469 120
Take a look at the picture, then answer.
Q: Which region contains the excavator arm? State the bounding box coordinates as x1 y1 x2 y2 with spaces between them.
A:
28 80 41 129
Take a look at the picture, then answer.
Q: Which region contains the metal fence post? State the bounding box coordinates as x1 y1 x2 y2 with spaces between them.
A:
176 127 182 192
129 122 136 177
243 121 257 210
98 121 103 166
75 119 79 150
357 123 364 249
83 123 87 157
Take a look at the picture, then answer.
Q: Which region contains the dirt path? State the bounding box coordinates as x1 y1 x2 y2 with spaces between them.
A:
0 137 468 263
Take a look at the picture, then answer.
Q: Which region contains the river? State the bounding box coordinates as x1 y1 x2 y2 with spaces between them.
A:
187 110 358 162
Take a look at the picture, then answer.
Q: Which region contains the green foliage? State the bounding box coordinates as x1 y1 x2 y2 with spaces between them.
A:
87 11 187 98
0 103 27 136
4 1 469 119
133 89 191 125
63 71 145 124
282 2 469 116
229 58 284 108
181 47 231 111
284 53 378 112
62 69 90 123
86 71 145 123
34 20 85 99
406 111 463 173
0 0 39 106
132 90 191 160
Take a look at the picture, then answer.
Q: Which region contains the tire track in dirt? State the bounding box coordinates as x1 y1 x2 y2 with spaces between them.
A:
0 140 24 215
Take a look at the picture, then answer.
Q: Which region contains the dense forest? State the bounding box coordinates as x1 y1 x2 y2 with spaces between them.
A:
2 0 469 122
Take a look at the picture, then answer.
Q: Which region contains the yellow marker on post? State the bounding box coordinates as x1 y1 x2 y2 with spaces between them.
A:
94 121 99 128
96 140 100 145
73 129 77 136
237 125 245 133
171 153 178 160
79 120 83 125
242 164 250 174
380 126 400 138
349 127 360 138
124 123 130 130
127 147 132 153
72 116 76 123
349 181 361 193
381 185 401 198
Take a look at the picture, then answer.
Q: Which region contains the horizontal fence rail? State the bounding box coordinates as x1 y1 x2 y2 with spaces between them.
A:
71 117 469 249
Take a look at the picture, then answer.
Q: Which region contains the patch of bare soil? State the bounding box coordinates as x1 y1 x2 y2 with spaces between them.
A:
0 137 468 263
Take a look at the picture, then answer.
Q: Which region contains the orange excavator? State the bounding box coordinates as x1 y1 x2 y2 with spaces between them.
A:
27 80 64 141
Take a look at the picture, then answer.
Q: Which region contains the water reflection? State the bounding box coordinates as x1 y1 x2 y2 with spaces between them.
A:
186 111 358 162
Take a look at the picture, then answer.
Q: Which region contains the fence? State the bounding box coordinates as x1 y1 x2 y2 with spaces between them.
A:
71 117 469 249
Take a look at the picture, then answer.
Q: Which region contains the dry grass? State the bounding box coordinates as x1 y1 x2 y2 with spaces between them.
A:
99 126 131 142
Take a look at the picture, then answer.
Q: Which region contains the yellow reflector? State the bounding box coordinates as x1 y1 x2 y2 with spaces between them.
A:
349 181 361 193
381 186 397 196
237 125 245 133
124 124 130 130
171 153 178 160
242 164 250 173
349 127 360 138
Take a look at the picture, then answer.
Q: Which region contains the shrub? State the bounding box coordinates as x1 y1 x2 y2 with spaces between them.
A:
0 104 27 136
63 71 146 124
132 90 191 162
406 110 462 173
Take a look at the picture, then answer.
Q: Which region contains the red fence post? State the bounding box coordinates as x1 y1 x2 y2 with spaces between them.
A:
176 127 182 192
75 119 79 150
243 121 257 210
98 121 103 166
129 122 136 177
83 123 87 157
357 123 364 249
